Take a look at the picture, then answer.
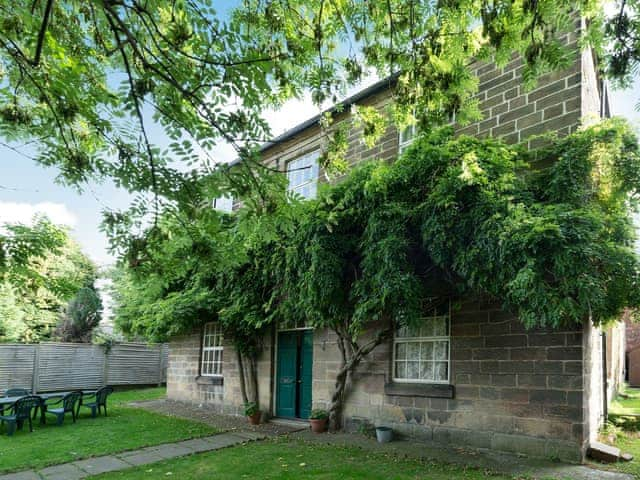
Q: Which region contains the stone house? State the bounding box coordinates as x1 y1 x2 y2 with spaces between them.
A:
167 25 627 462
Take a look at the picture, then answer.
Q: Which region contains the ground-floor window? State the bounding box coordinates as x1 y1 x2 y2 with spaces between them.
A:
201 322 223 376
393 302 450 383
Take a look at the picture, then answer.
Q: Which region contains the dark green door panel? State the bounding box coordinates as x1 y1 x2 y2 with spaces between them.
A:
276 331 298 418
299 330 314 419
276 329 314 419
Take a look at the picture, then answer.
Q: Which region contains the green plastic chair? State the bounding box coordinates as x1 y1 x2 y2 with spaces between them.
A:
0 388 30 416
80 386 114 418
44 391 82 425
0 395 41 436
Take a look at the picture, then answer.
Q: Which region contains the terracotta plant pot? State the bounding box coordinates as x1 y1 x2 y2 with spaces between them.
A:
247 412 261 425
309 418 328 433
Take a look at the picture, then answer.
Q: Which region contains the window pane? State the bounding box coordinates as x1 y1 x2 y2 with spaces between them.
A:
434 341 448 361
201 322 223 376
287 151 319 199
407 361 420 379
420 362 434 381
407 342 420 360
435 362 449 381
392 301 450 383
395 343 407 361
420 342 433 361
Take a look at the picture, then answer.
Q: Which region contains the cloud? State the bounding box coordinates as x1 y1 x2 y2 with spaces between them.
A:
0 201 78 227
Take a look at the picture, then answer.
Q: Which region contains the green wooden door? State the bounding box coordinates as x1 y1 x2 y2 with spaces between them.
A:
299 330 314 419
276 331 298 418
276 330 314 419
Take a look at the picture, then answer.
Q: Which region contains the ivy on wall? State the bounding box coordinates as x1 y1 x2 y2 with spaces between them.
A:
112 119 640 424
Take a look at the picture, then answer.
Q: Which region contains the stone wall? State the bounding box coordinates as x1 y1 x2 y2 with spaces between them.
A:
309 302 587 462
166 329 274 417
259 31 586 169
167 332 224 407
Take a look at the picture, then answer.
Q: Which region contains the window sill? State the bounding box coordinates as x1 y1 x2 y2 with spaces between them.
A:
196 376 224 386
384 382 454 399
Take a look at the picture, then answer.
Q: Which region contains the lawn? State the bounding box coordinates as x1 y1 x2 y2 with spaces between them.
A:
93 438 514 480
598 385 640 478
610 385 640 416
0 387 218 474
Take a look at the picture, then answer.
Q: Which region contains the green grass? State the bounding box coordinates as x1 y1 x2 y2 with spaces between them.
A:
605 431 640 477
0 387 218 474
598 385 640 478
609 385 640 416
93 438 515 480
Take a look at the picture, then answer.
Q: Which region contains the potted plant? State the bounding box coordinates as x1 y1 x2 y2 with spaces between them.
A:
244 402 261 425
309 409 329 433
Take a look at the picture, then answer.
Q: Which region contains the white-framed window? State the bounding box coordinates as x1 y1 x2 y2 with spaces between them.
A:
393 302 450 384
213 196 233 213
398 124 417 154
201 322 223 377
287 150 319 199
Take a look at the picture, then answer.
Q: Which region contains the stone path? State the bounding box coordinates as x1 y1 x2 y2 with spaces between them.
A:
0 431 266 480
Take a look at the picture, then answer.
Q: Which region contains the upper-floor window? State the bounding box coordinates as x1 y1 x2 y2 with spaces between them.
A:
201 322 223 377
399 124 417 154
213 196 234 213
393 301 450 384
287 150 319 200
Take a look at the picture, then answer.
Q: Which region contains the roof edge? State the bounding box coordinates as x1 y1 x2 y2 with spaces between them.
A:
227 74 398 167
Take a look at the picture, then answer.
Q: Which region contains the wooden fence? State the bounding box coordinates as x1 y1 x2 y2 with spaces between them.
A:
0 342 169 394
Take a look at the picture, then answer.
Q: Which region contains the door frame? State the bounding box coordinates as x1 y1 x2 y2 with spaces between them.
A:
273 326 313 419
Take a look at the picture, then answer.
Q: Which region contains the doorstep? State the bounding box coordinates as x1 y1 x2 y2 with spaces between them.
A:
268 417 310 430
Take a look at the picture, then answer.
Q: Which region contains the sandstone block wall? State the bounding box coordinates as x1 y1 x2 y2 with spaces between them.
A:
167 330 274 417
309 302 587 462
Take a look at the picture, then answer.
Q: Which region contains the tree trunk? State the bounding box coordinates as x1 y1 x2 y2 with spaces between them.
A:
328 327 392 431
236 349 260 408
236 349 249 405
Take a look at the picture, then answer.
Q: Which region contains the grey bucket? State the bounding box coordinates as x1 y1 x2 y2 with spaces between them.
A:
375 426 393 443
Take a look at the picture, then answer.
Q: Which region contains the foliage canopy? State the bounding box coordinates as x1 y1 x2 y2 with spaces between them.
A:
56 286 103 342
0 218 98 342
1 0 639 228
113 119 640 345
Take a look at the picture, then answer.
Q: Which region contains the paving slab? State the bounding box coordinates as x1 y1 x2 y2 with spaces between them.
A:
38 462 87 480
233 431 268 441
201 433 247 449
72 456 131 475
0 472 40 480
173 437 220 453
116 450 166 466
148 443 195 460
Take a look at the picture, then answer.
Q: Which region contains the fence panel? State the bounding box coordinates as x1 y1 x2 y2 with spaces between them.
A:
107 343 162 385
0 344 35 393
0 342 168 394
37 343 105 391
